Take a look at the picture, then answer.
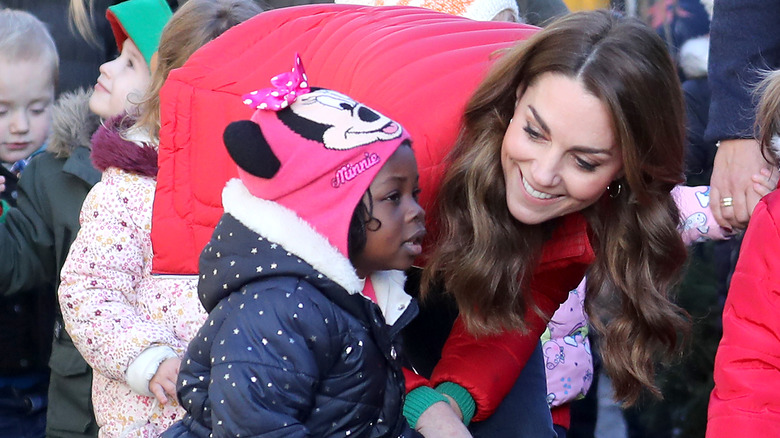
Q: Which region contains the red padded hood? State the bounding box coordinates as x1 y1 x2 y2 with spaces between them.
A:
151 4 538 274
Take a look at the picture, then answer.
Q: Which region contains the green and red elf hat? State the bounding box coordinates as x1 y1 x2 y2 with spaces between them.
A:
106 0 172 66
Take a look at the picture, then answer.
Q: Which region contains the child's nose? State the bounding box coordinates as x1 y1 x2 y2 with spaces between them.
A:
406 199 425 223
9 110 30 134
99 58 119 77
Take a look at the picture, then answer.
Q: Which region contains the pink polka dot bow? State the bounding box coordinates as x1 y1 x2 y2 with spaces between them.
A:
242 53 311 111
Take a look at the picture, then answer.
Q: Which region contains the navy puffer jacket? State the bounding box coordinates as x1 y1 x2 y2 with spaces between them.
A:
164 180 420 438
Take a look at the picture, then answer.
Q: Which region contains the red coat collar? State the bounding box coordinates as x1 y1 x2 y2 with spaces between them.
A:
539 212 595 268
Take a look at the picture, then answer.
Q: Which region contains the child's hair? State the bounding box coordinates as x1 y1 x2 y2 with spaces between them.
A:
757 70 780 166
423 9 688 405
134 0 264 140
0 8 59 90
347 190 379 260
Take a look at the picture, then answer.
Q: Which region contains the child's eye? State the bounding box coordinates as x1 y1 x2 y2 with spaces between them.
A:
127 59 134 69
30 106 48 115
384 192 401 203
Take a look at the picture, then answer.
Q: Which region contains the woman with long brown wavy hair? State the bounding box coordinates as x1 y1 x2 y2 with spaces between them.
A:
406 9 690 437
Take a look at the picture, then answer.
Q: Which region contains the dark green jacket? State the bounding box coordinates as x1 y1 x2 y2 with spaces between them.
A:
0 89 101 438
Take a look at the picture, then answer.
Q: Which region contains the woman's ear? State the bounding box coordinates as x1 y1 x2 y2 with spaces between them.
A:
223 120 281 179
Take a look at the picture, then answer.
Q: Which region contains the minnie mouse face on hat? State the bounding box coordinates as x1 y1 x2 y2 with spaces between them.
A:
288 89 403 151
223 53 409 188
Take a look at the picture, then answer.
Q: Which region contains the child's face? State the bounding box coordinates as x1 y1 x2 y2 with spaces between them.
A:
0 57 54 164
89 39 151 119
352 146 426 278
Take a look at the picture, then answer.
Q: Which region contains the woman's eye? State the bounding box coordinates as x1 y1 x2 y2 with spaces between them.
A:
523 124 543 140
412 188 422 201
575 157 598 172
127 59 134 69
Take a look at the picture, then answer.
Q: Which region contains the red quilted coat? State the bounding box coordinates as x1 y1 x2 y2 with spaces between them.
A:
152 3 594 424
707 190 780 437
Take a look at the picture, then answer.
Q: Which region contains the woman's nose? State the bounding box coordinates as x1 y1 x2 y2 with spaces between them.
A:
531 150 562 187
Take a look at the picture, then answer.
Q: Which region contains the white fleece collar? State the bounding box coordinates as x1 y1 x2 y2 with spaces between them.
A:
223 178 363 293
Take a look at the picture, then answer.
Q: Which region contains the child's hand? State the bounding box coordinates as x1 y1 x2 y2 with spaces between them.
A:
415 401 473 438
752 168 779 198
0 175 5 193
149 357 181 405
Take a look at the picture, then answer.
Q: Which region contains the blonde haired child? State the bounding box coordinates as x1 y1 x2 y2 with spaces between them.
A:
58 1 263 436
706 70 780 438
0 7 57 211
0 8 57 437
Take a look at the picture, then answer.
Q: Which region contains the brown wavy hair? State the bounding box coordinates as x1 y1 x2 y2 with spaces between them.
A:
422 9 689 405
134 0 263 140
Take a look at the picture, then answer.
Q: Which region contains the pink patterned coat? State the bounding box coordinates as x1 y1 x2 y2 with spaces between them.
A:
59 117 206 438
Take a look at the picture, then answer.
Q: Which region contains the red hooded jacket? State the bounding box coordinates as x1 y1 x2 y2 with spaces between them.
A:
707 191 780 437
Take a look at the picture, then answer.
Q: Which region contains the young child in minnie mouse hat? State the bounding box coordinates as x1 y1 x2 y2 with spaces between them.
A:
163 54 427 438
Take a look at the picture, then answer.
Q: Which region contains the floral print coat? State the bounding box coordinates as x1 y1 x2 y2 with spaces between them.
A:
59 117 206 438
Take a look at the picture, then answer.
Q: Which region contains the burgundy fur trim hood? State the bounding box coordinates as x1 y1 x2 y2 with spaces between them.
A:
90 115 158 177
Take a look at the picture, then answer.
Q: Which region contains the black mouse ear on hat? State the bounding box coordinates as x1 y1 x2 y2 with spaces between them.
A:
223 120 281 179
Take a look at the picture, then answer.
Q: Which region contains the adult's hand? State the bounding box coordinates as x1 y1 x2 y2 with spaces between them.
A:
709 139 773 230
415 401 473 438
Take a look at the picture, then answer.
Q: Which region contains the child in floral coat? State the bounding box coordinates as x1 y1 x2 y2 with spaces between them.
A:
58 1 262 436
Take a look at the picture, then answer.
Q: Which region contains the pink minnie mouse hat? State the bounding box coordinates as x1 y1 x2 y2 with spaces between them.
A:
223 54 411 259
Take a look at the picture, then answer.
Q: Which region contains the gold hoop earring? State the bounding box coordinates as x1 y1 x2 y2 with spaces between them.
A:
607 182 622 198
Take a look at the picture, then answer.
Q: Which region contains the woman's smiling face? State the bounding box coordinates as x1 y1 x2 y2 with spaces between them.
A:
501 72 624 225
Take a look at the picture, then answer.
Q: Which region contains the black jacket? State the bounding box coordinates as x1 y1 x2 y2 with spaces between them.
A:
165 179 421 438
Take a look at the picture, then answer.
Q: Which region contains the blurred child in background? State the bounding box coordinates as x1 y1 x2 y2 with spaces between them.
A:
707 69 780 438
0 9 57 437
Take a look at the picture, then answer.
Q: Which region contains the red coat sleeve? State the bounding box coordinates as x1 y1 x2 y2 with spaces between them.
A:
427 286 565 422
707 195 780 437
415 214 592 422
404 367 431 393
